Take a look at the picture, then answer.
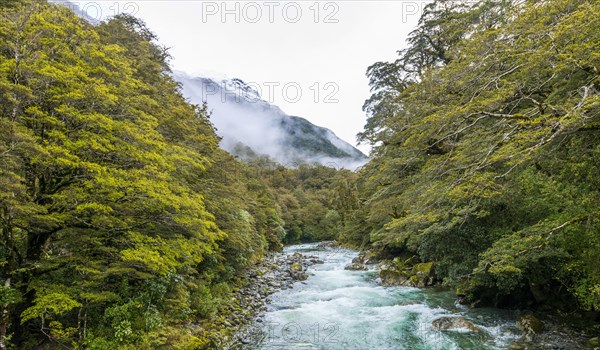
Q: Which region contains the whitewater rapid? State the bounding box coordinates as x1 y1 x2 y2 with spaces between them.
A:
249 243 521 350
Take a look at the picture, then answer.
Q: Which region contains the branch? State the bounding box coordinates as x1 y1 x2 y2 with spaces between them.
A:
479 111 527 119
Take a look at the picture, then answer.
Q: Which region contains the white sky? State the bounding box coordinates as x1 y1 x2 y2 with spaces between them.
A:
64 1 428 154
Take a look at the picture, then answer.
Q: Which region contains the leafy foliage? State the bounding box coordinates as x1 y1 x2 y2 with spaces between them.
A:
351 0 600 311
0 2 338 348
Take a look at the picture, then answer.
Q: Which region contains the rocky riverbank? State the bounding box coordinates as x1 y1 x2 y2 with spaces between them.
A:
201 248 324 348
203 244 597 349
346 249 598 349
344 250 436 288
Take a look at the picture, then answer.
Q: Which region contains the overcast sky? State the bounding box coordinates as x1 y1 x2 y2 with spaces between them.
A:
62 1 428 153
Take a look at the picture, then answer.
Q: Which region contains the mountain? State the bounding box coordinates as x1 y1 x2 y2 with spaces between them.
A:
46 2 367 170
174 72 368 170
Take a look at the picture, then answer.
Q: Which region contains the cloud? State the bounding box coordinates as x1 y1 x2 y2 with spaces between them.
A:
174 71 367 170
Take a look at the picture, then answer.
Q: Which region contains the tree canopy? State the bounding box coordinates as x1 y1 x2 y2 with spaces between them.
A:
346 0 599 311
0 0 598 348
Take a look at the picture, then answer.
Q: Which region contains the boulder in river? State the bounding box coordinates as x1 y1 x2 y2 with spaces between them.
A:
352 256 363 264
364 252 380 265
431 316 480 333
289 262 308 281
345 262 368 271
411 262 435 287
290 262 303 271
379 261 435 287
316 241 338 249
352 251 380 265
289 252 304 262
379 269 410 286
517 313 544 342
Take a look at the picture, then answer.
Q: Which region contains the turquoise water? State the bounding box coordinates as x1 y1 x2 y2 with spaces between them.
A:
252 243 520 349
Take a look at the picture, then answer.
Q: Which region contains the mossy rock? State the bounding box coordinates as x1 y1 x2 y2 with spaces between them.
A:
293 271 308 281
412 262 434 276
290 263 303 272
409 275 420 285
408 274 429 288
364 252 379 264
345 262 368 271
431 316 480 333
517 314 545 335
380 269 409 286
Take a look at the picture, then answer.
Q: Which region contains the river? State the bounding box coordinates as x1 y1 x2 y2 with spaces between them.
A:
245 243 522 350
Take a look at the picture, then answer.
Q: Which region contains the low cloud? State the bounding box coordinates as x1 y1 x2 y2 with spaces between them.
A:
174 71 367 170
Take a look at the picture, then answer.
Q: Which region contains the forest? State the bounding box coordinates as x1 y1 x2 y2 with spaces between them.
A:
0 0 598 348
343 0 599 319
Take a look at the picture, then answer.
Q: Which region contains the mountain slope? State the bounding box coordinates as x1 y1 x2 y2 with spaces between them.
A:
174 72 368 169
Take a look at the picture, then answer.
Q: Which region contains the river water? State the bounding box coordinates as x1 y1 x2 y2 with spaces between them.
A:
249 243 522 350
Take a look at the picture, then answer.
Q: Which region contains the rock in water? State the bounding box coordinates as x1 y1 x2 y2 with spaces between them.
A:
345 263 368 271
290 262 303 271
363 252 380 265
378 261 435 287
289 262 308 281
379 269 410 286
431 317 480 333
517 313 544 342
411 262 435 287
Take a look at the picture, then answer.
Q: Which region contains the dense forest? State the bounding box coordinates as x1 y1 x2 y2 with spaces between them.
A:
341 0 599 317
0 1 352 348
0 0 598 348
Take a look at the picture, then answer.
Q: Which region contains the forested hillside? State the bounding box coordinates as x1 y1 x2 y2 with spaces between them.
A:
0 1 352 348
342 0 599 314
1 0 598 348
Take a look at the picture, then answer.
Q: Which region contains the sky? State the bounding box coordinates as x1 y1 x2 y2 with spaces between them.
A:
59 1 428 154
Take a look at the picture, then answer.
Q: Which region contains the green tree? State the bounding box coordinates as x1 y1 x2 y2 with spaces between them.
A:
354 0 599 311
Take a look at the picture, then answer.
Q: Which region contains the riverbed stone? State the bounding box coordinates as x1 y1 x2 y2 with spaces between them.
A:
413 262 434 275
210 248 321 348
364 252 380 264
410 262 435 287
290 262 303 271
517 313 545 342
517 313 545 343
345 262 368 270
379 269 410 286
291 271 308 281
431 316 480 333
353 251 380 265
517 314 544 334
316 241 338 249
378 260 436 287
289 262 308 280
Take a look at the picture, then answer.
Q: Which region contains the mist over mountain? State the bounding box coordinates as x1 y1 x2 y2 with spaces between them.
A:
49 0 367 170
174 72 368 170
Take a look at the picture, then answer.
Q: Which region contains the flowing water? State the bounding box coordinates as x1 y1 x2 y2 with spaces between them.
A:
250 243 521 350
